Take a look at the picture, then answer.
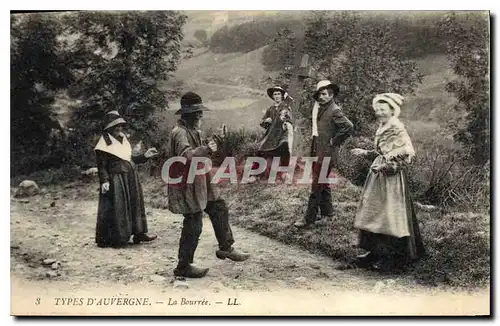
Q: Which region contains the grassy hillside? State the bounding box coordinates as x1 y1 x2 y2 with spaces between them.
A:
176 46 272 91
172 44 457 132
176 51 242 81
165 97 270 132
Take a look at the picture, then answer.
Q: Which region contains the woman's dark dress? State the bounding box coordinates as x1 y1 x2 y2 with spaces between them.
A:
95 146 149 248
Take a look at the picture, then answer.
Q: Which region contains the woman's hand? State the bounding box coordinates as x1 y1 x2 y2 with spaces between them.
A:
264 117 272 123
350 148 368 156
371 162 398 175
145 147 159 158
101 182 110 194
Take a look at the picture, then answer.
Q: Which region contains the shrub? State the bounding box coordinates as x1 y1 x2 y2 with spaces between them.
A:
10 165 80 187
336 136 374 187
218 128 261 163
440 12 490 165
405 122 489 211
410 211 490 287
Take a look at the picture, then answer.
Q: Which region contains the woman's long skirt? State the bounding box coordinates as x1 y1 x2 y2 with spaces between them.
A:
95 168 148 247
354 156 426 264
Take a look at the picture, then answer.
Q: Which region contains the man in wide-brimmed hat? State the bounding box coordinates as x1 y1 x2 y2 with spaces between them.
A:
167 91 250 278
257 86 294 179
94 110 159 248
294 80 354 228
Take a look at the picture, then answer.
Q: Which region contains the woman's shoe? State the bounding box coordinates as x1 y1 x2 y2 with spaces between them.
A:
133 233 157 244
355 251 377 268
356 251 373 260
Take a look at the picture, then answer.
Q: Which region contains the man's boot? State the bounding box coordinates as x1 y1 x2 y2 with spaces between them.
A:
175 212 204 277
314 215 334 226
173 264 209 278
297 190 320 228
216 247 250 261
294 217 314 228
204 200 247 262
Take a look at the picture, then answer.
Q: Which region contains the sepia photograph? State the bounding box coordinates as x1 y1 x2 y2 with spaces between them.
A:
9 7 491 316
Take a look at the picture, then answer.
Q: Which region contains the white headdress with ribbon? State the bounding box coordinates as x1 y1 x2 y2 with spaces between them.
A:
372 93 404 118
372 93 415 163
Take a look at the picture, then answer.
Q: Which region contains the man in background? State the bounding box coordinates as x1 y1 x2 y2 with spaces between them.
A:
294 80 354 228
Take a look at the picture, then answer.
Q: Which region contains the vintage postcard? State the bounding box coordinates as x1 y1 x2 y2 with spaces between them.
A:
10 9 491 316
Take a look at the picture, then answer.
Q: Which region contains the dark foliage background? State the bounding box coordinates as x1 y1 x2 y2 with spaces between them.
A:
11 11 187 174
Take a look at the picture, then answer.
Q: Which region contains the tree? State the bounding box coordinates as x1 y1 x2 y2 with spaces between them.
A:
209 18 304 54
208 25 230 53
325 13 423 136
264 12 423 186
440 12 490 165
62 11 187 165
267 12 423 136
261 27 297 72
11 13 74 174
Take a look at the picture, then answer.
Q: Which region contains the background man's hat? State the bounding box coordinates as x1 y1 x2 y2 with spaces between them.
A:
313 80 340 101
175 92 210 115
103 110 126 130
266 86 286 99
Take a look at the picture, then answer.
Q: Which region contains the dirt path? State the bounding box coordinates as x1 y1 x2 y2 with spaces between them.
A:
10 194 490 315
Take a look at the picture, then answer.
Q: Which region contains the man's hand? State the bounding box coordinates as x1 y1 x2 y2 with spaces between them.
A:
145 147 159 158
101 182 110 194
207 140 218 153
264 117 272 123
220 124 227 139
350 148 368 156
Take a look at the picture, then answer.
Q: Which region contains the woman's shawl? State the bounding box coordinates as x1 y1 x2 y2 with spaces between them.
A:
94 132 132 162
374 117 415 164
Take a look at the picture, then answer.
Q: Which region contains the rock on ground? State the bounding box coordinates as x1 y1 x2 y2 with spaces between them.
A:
15 180 40 198
173 279 189 289
150 275 165 283
42 259 57 265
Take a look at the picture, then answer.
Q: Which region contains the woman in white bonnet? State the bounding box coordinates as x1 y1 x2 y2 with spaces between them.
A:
351 93 426 271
